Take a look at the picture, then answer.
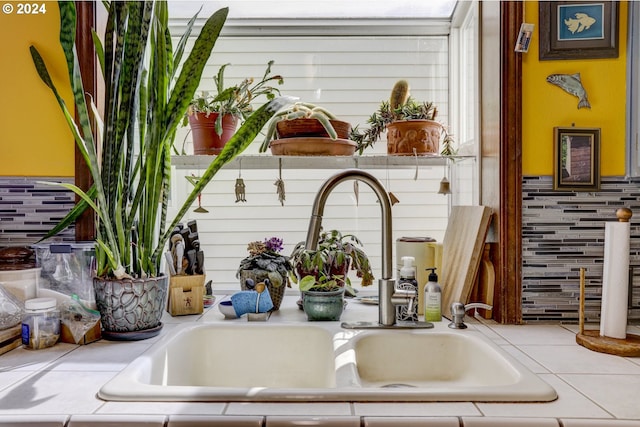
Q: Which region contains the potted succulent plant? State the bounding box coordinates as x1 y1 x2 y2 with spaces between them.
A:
184 61 284 155
291 229 373 321
350 79 454 156
236 237 292 310
31 1 292 339
259 102 356 156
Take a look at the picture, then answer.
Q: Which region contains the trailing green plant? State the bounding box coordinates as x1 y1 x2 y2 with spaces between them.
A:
184 60 284 137
350 79 454 154
236 237 292 288
31 1 292 280
259 102 339 152
289 229 374 290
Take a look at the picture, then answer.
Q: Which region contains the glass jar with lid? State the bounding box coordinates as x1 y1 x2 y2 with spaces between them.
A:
21 297 60 350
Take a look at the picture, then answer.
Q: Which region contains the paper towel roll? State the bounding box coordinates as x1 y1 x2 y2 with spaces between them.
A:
600 221 630 339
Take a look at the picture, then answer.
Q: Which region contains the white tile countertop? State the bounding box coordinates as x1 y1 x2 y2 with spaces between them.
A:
1 294 640 427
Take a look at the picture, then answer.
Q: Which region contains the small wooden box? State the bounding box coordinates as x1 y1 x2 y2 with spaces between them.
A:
0 325 22 355
168 274 205 316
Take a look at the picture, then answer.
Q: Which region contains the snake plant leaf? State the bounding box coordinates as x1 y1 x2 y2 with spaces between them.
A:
154 96 296 261
172 7 201 78
164 7 229 139
36 185 97 242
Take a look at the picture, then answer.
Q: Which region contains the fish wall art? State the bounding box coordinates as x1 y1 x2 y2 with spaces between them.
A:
546 73 591 109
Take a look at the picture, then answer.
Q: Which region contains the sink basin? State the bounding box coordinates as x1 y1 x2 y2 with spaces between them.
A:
354 331 519 387
98 323 336 401
99 323 557 402
350 330 553 401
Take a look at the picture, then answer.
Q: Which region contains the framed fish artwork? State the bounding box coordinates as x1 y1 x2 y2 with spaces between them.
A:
539 1 619 60
553 127 601 192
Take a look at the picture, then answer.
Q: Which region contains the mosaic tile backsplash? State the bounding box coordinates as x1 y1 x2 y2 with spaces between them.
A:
3 176 640 324
523 176 640 324
0 177 75 245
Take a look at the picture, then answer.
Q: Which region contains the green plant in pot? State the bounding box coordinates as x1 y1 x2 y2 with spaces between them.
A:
290 230 374 320
298 272 346 321
183 61 284 155
31 1 292 339
259 102 356 156
236 237 292 310
350 79 455 156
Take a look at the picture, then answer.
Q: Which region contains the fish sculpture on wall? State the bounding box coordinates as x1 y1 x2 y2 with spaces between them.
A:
546 73 591 109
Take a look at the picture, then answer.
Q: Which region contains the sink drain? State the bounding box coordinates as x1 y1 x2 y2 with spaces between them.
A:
380 383 417 388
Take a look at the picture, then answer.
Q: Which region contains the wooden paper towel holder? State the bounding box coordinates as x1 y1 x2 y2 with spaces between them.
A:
576 208 640 356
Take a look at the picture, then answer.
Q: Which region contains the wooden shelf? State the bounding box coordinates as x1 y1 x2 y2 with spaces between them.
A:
172 154 475 170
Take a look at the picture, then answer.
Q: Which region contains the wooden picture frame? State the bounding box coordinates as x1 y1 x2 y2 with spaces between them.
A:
553 127 600 191
539 1 619 60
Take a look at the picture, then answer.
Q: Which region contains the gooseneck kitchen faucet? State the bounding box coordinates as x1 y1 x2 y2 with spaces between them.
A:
304 169 432 329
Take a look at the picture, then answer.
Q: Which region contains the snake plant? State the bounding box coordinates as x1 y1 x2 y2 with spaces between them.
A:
31 1 292 279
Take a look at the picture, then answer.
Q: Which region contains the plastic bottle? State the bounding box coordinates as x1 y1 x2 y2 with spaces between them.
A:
424 267 442 322
396 256 418 321
21 297 60 350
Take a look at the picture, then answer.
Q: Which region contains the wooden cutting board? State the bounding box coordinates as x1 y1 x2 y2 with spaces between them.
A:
441 206 492 319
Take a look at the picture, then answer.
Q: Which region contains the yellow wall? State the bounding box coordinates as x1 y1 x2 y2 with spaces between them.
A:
0 1 74 177
522 1 628 176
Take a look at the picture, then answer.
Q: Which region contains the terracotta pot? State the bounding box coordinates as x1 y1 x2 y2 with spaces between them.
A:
270 137 356 156
386 119 442 155
188 112 238 155
93 275 168 340
276 118 351 139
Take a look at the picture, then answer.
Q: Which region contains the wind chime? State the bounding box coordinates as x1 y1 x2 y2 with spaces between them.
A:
274 159 286 206
235 159 247 203
186 174 208 213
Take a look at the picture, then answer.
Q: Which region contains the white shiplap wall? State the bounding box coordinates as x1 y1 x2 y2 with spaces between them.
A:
168 27 463 293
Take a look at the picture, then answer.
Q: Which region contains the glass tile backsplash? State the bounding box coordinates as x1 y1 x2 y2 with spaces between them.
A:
523 176 640 324
0 177 75 245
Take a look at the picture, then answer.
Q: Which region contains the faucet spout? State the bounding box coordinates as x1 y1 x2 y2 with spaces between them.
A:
304 169 393 277
304 169 398 327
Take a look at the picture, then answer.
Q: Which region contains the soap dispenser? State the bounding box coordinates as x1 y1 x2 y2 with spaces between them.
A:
424 267 442 322
396 256 418 321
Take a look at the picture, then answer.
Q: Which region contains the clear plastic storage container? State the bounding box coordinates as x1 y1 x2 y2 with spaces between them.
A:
21 297 60 350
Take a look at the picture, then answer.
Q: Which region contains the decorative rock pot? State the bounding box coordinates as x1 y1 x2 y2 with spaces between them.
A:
93 275 168 340
188 112 238 155
386 119 442 155
302 288 345 321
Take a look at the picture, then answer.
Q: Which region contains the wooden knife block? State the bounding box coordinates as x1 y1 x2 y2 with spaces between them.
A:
168 274 205 316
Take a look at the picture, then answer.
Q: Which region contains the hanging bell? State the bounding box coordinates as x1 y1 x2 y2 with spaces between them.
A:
438 177 452 195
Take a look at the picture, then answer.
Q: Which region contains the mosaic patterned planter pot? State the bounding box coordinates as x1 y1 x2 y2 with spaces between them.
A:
93 275 168 340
